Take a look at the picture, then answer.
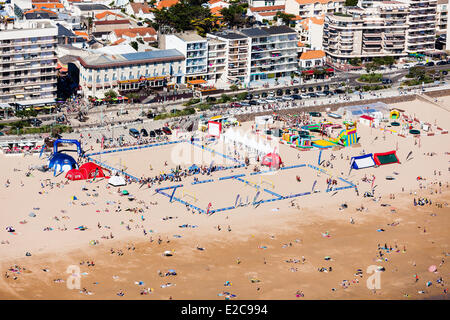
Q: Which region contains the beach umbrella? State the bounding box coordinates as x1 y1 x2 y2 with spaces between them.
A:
71 196 78 200
29 212 36 217
122 190 129 195
428 265 437 272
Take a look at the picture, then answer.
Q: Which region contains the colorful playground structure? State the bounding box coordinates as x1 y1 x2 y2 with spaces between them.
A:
282 121 358 149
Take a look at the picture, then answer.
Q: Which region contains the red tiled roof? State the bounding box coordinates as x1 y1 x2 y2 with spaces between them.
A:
249 5 285 12
129 3 152 14
156 0 179 10
33 2 64 9
114 27 157 38
300 50 326 60
95 11 125 20
95 20 130 25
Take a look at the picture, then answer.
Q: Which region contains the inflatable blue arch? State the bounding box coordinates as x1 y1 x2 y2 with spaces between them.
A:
47 139 83 176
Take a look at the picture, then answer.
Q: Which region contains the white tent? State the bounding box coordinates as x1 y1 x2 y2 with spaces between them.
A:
108 175 127 187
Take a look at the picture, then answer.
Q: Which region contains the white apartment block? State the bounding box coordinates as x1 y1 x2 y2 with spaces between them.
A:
164 32 208 85
241 26 298 83
208 26 298 86
436 0 448 35
285 0 344 18
207 31 249 85
249 0 286 8
205 39 227 86
323 2 409 65
362 0 438 53
0 21 58 106
76 49 184 98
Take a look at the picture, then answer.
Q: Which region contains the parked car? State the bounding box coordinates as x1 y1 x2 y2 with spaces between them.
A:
266 98 277 103
256 99 267 104
316 86 322 92
308 87 315 92
316 92 327 97
30 118 42 127
230 102 242 107
436 60 448 65
276 89 283 96
155 128 163 135
246 94 253 100
240 101 250 106
140 128 148 137
147 112 156 119
323 90 334 96
162 127 172 135
334 89 345 94
282 96 294 101
267 91 275 97
425 61 435 67
293 88 299 94
249 100 258 105
261 92 268 98
300 93 309 99
381 78 393 84
253 94 260 99
285 89 291 95
129 128 140 138
291 94 302 100
307 93 319 98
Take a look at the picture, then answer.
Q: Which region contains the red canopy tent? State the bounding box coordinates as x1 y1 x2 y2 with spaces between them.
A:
261 153 283 169
65 169 86 181
79 162 108 179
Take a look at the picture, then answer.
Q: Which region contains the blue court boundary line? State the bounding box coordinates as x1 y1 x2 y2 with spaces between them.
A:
83 139 245 182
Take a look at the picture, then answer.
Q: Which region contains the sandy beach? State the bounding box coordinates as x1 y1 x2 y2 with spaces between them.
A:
0 97 449 300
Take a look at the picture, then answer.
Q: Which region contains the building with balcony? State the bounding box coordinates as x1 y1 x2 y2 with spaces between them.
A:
207 26 298 86
397 0 437 53
361 0 438 53
164 32 208 85
207 31 249 85
241 26 298 84
323 2 409 66
76 49 185 98
205 38 227 86
0 21 58 107
285 0 344 18
436 0 448 35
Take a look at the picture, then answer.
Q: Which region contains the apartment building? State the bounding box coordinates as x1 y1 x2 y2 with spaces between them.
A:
0 21 58 106
396 0 437 53
76 49 184 98
206 31 249 85
241 26 298 83
361 0 438 53
164 32 208 85
436 0 448 35
323 2 409 66
249 0 286 8
285 0 344 18
205 38 227 85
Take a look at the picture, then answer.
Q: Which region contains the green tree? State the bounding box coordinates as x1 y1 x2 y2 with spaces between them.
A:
130 41 139 51
151 0 214 34
349 58 361 66
344 0 358 6
275 11 296 26
220 94 231 103
191 16 220 37
104 89 118 100
230 84 239 91
220 4 247 28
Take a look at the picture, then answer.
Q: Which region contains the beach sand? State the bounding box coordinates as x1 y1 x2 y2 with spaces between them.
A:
0 98 449 300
